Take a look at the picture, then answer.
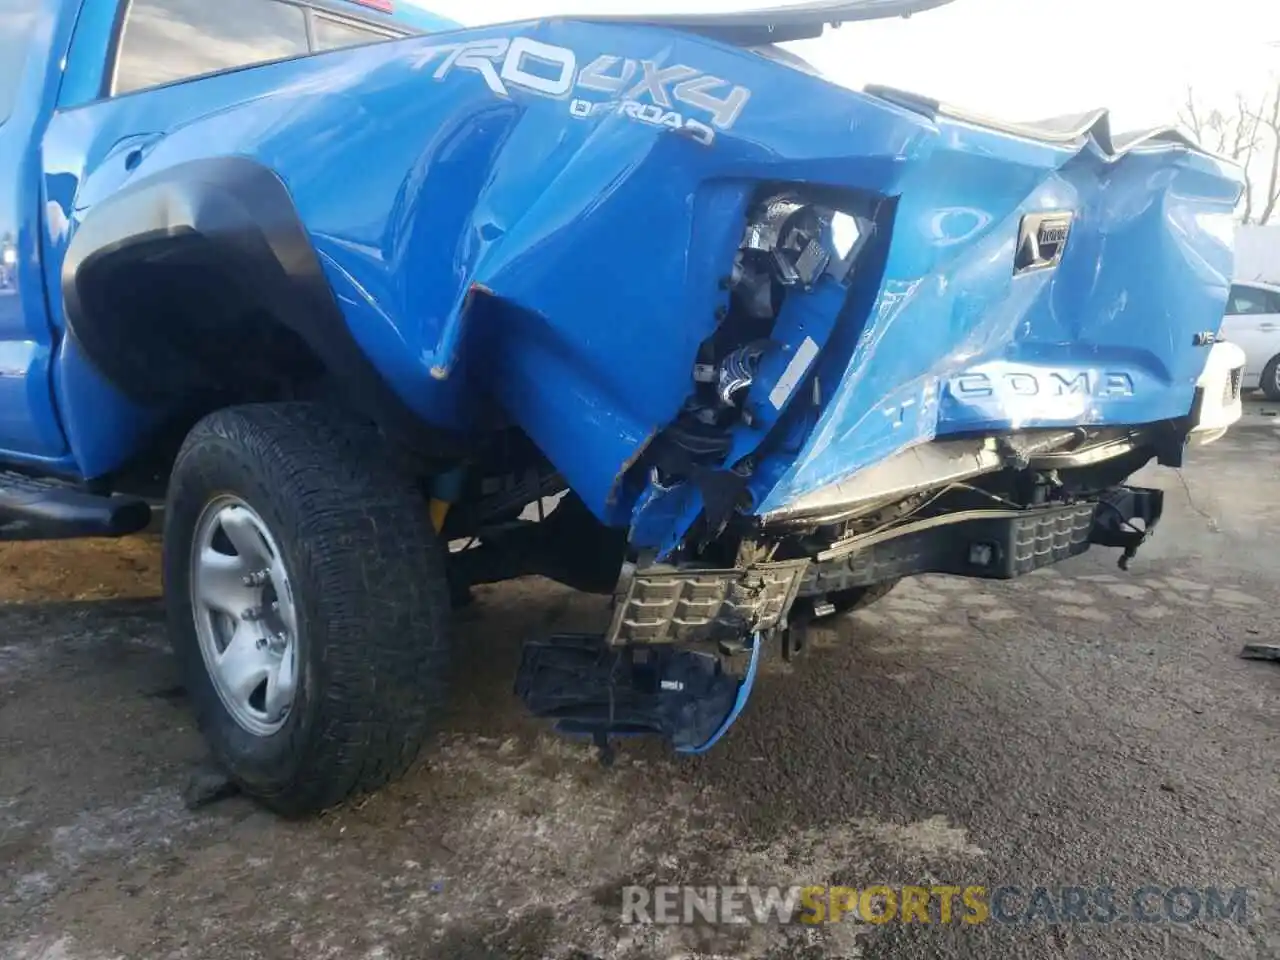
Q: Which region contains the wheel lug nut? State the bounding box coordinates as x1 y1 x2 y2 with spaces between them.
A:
241 570 270 588
242 607 263 622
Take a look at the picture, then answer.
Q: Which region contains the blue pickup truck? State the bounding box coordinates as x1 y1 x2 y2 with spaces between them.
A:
0 0 1248 814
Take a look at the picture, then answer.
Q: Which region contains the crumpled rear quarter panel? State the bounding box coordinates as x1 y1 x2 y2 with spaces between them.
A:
417 24 933 520
333 21 1238 527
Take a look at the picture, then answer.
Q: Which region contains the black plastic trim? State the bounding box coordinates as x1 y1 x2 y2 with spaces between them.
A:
62 156 462 455
1089 486 1164 570
0 470 151 541
802 501 1097 593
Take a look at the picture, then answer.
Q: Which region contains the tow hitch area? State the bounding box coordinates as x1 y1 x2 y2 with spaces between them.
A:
1089 486 1164 570
515 633 762 764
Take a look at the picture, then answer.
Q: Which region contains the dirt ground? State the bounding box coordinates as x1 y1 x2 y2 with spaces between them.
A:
0 537 162 604
2 410 1280 960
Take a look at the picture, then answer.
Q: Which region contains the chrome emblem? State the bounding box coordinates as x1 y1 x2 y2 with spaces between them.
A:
1015 211 1074 274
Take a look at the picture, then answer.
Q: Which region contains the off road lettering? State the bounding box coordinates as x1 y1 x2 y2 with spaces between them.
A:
627 61 699 108
416 36 751 145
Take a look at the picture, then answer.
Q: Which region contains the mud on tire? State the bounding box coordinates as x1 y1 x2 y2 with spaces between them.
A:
163 403 451 816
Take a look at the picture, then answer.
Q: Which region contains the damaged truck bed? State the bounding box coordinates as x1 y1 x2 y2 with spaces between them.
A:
441 3 1246 754
2 0 1248 810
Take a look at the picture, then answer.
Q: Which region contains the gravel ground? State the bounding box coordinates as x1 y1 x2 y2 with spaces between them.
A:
2 408 1279 960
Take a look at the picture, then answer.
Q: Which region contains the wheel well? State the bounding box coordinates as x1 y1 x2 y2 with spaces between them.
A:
74 232 329 406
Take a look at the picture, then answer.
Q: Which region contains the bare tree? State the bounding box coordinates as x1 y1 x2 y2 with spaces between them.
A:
1179 80 1280 225
1255 84 1280 225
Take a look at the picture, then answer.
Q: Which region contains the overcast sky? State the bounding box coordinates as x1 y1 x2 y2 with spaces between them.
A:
414 0 1280 131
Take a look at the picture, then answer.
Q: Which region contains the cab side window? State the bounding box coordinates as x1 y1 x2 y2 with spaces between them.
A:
112 0 310 96
313 15 398 51
0 0 38 122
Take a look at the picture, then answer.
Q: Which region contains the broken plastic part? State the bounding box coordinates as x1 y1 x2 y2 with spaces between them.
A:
676 633 761 755
514 633 758 755
742 198 807 252
794 238 831 287
771 249 801 286
717 341 766 406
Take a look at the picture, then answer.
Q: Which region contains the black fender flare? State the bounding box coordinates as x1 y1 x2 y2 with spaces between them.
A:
62 156 460 452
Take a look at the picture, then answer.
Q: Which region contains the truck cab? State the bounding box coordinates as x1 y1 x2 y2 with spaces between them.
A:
0 0 455 472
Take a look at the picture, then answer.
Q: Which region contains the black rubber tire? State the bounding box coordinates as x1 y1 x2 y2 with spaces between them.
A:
163 403 451 817
826 579 900 616
1261 356 1280 401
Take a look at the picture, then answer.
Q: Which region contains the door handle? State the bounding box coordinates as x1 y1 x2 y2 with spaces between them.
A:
1260 323 1278 332
106 133 163 172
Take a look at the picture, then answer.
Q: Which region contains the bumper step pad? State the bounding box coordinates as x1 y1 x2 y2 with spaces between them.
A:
606 559 807 646
515 633 762 759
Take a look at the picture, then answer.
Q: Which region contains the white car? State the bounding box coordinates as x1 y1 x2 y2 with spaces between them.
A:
1220 280 1280 399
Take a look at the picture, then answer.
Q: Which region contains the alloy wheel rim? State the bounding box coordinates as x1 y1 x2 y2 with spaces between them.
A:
190 496 299 736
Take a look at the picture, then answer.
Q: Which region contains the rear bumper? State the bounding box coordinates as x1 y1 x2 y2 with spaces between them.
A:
800 501 1097 597
605 487 1166 645
1190 341 1246 444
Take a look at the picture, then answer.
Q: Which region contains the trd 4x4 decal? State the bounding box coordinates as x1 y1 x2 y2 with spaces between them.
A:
412 36 752 146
